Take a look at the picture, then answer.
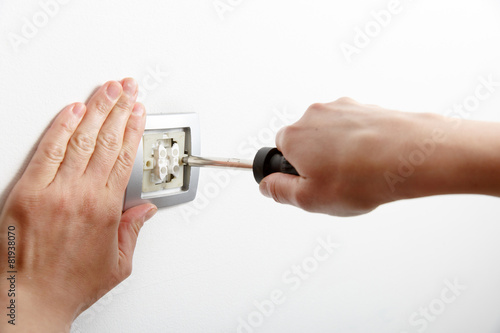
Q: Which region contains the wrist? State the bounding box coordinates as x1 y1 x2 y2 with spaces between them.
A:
0 276 74 333
442 117 500 196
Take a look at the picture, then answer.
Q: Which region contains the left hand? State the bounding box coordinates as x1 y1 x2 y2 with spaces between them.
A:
0 78 157 332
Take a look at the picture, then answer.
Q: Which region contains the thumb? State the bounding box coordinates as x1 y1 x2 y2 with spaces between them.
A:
118 204 157 266
259 173 303 207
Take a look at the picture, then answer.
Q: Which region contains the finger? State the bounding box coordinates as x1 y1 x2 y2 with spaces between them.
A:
23 103 86 188
58 81 123 178
117 204 157 277
259 173 306 208
107 102 146 193
275 126 287 152
87 78 138 183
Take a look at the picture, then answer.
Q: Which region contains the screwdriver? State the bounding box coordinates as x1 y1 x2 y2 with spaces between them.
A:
182 147 299 184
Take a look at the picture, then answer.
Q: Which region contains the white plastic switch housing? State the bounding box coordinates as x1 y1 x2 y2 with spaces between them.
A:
142 130 185 193
124 113 200 210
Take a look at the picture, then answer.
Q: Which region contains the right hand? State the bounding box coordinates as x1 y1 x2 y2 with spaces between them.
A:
259 98 500 217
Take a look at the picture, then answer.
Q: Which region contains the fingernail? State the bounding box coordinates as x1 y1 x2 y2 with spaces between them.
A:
259 181 271 198
72 103 85 117
144 207 158 223
122 78 137 96
106 81 122 100
132 103 145 116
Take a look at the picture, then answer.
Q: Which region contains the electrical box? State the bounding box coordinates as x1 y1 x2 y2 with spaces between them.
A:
124 113 200 210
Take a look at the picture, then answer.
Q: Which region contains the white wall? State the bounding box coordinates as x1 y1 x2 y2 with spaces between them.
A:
1 1 500 332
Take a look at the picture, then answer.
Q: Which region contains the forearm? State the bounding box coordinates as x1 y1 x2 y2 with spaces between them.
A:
391 114 500 200
261 99 500 216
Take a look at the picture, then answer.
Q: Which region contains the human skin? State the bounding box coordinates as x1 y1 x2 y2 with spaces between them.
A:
260 97 500 216
0 78 157 332
1 93 499 331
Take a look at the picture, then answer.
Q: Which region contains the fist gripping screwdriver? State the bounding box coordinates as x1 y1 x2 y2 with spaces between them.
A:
182 147 299 184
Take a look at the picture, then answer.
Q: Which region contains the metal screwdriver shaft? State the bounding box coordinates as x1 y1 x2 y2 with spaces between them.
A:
182 147 299 184
182 156 253 170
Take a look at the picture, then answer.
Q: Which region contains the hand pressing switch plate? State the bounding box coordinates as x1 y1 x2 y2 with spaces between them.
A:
124 113 200 210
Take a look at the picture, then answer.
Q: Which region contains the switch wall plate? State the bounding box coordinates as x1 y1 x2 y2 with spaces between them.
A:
124 113 200 210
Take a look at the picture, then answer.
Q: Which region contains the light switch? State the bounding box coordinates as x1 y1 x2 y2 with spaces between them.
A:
142 130 185 193
124 113 200 210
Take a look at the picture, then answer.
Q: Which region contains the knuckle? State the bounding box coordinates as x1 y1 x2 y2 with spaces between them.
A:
42 142 66 164
335 97 356 105
94 100 111 117
126 118 143 134
114 147 136 176
7 188 40 217
98 132 122 152
282 124 300 136
307 102 327 112
277 125 299 152
59 117 76 135
118 147 135 168
114 99 133 114
71 133 95 154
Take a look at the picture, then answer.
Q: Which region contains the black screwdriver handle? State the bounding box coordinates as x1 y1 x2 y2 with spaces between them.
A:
253 147 299 184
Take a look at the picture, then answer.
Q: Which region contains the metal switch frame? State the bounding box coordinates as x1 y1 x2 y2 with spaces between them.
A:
123 113 200 210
